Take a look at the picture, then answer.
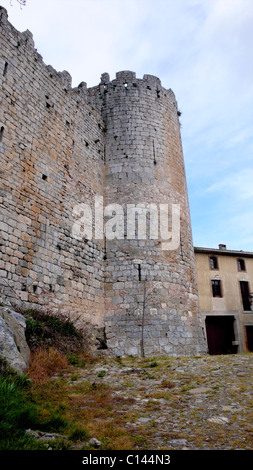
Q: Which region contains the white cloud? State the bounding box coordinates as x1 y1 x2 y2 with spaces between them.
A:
207 169 253 201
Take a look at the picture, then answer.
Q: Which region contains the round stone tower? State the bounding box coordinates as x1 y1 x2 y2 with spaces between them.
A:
89 71 207 356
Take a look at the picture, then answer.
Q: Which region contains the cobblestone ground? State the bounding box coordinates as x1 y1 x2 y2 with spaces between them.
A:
70 353 253 450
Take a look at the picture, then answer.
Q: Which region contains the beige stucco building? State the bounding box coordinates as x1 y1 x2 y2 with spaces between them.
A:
195 244 253 354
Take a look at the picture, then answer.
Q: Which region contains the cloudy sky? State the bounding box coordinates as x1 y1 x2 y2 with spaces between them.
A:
2 0 253 251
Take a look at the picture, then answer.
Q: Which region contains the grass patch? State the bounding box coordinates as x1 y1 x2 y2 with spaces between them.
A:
146 361 159 368
3 351 252 450
0 373 46 450
69 426 90 442
181 384 195 393
21 366 142 450
68 353 86 367
97 370 107 377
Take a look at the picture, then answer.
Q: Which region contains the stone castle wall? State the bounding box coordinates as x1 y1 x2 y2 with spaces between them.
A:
0 7 207 355
0 7 105 339
88 71 206 356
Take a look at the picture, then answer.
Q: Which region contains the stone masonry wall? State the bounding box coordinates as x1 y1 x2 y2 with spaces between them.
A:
0 7 207 355
88 71 207 356
0 7 105 337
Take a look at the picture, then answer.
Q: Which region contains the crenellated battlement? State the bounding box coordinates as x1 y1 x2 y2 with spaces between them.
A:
87 70 179 123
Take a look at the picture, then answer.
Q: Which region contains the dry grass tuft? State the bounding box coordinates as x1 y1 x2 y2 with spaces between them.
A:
28 347 70 385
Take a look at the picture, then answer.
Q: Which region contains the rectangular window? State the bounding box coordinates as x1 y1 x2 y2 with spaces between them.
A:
211 279 222 297
240 281 251 311
209 256 219 270
237 258 246 272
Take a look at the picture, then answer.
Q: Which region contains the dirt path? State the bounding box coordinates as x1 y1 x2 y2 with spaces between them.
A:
71 353 253 450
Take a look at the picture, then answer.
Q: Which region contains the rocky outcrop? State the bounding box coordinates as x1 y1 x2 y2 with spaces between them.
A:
0 299 30 374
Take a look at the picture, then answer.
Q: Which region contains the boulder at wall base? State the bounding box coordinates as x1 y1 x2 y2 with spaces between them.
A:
0 305 30 374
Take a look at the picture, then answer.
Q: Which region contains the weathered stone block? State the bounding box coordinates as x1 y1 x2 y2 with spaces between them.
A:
0 304 30 374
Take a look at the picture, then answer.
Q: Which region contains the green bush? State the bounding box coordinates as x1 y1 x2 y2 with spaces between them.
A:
68 353 86 367
97 370 106 377
69 426 89 442
25 316 44 338
40 413 69 433
0 376 45 450
23 309 85 354
146 361 158 368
